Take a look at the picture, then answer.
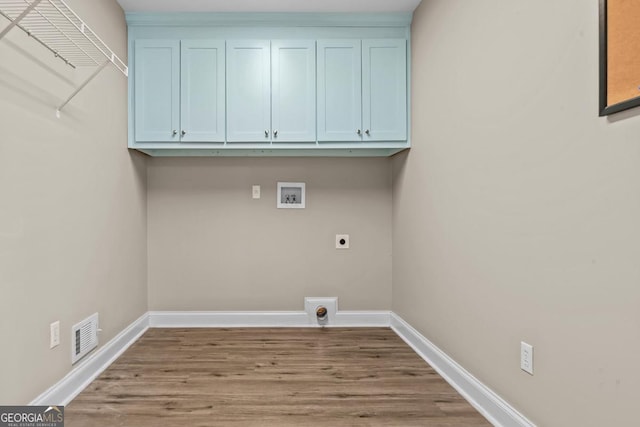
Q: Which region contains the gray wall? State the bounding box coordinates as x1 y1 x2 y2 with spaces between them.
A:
147 157 392 311
0 0 147 404
5 1 637 424
393 1 640 426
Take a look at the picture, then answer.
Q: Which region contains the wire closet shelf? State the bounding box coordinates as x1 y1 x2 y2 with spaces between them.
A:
0 0 128 116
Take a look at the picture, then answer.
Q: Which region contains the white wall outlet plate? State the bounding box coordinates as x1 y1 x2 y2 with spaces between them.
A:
521 341 533 375
50 321 60 349
252 185 260 199
336 234 350 249
304 297 338 325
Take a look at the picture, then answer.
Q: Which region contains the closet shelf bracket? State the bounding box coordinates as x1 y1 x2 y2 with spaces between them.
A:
0 0 128 117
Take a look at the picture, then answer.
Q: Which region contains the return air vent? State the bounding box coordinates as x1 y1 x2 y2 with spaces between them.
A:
71 313 99 364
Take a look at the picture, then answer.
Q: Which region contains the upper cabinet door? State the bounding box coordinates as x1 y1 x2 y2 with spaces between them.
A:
362 39 407 141
317 40 362 142
134 40 180 142
226 40 271 142
271 40 316 142
180 40 225 142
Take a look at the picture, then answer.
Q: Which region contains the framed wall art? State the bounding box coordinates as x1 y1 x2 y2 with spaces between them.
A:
599 0 640 116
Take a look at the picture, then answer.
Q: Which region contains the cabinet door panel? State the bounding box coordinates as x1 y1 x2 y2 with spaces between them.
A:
181 40 225 142
226 40 271 142
362 39 407 141
134 40 179 142
317 40 362 142
272 41 316 142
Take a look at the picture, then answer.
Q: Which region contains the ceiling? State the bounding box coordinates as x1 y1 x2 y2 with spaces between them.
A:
116 0 422 13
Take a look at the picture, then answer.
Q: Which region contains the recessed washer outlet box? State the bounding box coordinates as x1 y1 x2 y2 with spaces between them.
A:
305 297 338 325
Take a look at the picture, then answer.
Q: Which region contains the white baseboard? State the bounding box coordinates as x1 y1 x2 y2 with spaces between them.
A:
29 308 534 427
149 311 310 327
390 313 535 427
333 311 390 327
30 312 149 406
28 309 389 406
148 310 391 328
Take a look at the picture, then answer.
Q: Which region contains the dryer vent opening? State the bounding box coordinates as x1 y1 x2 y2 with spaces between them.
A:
316 306 328 321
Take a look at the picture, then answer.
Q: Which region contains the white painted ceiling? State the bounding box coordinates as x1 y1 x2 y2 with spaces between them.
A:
116 0 422 13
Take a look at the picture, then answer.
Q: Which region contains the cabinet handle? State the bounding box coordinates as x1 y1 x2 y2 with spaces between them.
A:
274 130 278 137
365 129 370 136
357 129 362 136
265 130 269 137
172 130 177 137
181 130 186 136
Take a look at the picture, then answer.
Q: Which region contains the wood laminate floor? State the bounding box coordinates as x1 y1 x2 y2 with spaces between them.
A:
66 328 491 426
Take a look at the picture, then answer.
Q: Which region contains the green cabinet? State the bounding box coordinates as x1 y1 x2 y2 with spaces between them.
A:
127 13 411 156
271 40 316 142
134 40 179 142
226 40 271 142
134 39 225 143
362 39 407 141
317 39 406 143
317 40 362 142
226 40 316 143
181 40 226 142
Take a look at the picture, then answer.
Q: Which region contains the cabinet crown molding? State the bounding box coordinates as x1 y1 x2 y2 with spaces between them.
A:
125 12 413 27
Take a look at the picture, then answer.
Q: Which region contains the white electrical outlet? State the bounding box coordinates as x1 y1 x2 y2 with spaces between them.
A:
50 321 60 349
520 341 533 375
252 185 260 199
336 234 350 249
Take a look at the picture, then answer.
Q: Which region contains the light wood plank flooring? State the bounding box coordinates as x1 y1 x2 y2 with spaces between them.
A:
66 328 491 426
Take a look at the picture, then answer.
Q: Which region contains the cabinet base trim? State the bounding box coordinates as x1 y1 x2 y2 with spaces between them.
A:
131 147 410 157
